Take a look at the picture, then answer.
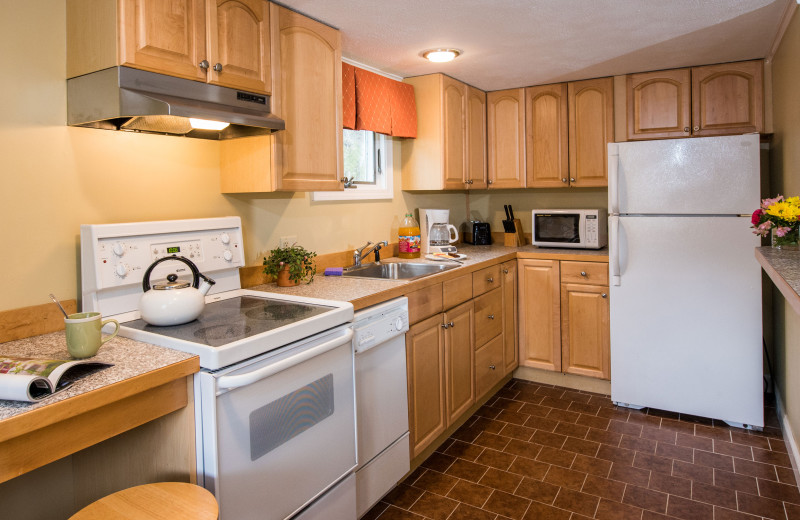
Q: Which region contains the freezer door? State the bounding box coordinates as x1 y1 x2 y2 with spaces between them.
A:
610 134 760 215
609 215 763 427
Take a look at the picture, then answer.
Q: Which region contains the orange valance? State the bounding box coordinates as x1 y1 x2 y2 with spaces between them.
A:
341 63 417 138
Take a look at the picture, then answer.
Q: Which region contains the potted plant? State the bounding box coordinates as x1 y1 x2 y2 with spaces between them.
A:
751 195 800 250
263 244 317 286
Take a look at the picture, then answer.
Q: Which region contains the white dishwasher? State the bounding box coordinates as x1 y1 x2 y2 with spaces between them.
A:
353 297 410 518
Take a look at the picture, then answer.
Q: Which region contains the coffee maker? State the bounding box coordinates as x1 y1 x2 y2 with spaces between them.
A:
419 209 459 254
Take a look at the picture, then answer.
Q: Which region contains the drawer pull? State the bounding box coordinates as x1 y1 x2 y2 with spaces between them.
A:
449 321 455 328
503 268 509 274
489 365 496 370
442 323 449 329
487 314 495 320
602 293 607 298
580 271 587 277
487 277 494 283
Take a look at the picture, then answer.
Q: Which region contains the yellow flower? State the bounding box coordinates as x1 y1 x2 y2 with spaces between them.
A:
766 201 800 222
786 196 800 206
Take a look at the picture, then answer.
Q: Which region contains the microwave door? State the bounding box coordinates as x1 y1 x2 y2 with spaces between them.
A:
535 214 580 244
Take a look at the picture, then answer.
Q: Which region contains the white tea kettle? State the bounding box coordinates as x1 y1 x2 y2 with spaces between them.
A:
139 256 215 326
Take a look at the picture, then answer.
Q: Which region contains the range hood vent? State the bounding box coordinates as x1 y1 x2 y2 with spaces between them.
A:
67 67 285 140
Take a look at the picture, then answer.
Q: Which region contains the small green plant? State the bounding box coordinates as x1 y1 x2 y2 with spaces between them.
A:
263 244 317 284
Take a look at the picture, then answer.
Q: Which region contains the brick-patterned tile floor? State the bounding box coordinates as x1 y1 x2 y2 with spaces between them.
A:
364 378 795 520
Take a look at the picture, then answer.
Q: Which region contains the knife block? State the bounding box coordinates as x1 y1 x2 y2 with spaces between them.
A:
503 219 524 247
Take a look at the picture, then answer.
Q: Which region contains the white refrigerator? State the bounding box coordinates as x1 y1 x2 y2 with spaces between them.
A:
608 133 763 428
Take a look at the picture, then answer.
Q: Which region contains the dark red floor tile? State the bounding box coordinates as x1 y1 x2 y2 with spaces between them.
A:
571 453 613 478
729 431 771 450
569 401 602 415
413 470 460 495
676 432 713 451
690 481 737 509
776 465 798 486
712 468 758 495
376 505 427 519
656 442 694 463
582 474 626 501
496 410 530 426
623 484 668 513
507 455 549 479
543 465 587 491
445 458 490 483
595 497 644 520
447 502 497 520
515 477 560 504
547 408 581 424
479 467 523 494
483 490 531 520
733 457 778 481
712 506 761 520
769 438 789 453
473 417 510 435
383 483 425 509
609 419 644 437
736 491 787 520
474 431 513 450
422 452 457 472
562 390 593 404
537 446 577 468
577 414 611 430
409 491 459 520
476 448 517 470
628 413 663 429
642 426 678 444
621 434 658 454
609 463 651 486
665 495 713 520
553 488 599 517
525 415 560 432
587 428 624 447
661 419 697 436
649 471 692 498
563 436 601 457
753 447 793 468
634 451 675 474
672 461 714 484
542 396 576 411
500 423 537 442
597 407 632 421
758 477 800 504
555 421 590 439
444 440 485 461
693 450 734 472
786 502 800 520
447 479 493 508
533 429 568 449
713 440 753 460
504 439 543 460
597 444 636 465
493 397 525 412
522 500 571 520
362 501 390 520
536 386 566 399
694 424 732 443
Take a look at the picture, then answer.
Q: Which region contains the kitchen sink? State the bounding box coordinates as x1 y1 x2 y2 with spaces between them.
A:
342 262 456 281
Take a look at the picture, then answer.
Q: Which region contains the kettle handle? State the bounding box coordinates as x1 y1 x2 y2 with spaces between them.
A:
142 256 201 292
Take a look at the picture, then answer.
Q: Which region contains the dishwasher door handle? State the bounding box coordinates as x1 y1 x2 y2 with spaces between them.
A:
217 328 354 390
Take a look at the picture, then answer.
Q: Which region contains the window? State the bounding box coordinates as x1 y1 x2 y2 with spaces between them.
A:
311 129 393 201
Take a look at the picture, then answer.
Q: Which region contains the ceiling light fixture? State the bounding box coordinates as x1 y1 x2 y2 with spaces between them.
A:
421 48 462 63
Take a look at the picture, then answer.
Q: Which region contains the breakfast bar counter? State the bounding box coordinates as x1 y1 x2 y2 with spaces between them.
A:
0 332 198 484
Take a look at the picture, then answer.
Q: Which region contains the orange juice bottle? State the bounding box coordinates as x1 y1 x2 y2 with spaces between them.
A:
398 213 421 259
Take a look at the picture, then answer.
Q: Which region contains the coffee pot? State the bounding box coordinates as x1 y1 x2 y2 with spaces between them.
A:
419 208 459 254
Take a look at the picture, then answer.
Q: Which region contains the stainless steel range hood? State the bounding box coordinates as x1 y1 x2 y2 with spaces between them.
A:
67 67 285 140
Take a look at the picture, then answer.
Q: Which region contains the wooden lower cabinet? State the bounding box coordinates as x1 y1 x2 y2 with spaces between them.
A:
518 259 610 380
475 335 504 397
501 260 519 374
444 302 475 424
561 283 610 379
406 314 446 458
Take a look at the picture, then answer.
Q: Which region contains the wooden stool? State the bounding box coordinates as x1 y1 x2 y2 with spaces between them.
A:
70 482 218 520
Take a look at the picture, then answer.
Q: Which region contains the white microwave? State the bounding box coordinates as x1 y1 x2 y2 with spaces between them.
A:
532 209 607 249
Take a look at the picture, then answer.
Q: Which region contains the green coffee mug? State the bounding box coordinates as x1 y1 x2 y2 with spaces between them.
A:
65 312 120 359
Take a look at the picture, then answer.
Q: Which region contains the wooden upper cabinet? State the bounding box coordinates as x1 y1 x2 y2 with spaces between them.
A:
692 61 763 136
272 4 343 191
627 69 691 140
207 0 271 93
568 78 613 188
442 76 467 189
466 86 488 189
118 0 207 82
488 88 526 189
402 74 487 190
525 83 568 188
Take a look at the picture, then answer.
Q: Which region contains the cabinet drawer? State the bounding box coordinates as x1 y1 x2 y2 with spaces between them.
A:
407 283 443 324
475 335 504 398
473 288 502 348
560 261 608 285
443 273 473 310
472 264 501 297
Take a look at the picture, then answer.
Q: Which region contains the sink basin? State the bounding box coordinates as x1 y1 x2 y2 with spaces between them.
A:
342 262 457 281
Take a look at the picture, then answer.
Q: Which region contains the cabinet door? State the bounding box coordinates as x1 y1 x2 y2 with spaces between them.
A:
487 88 526 188
272 5 343 191
466 86 488 189
406 314 446 458
444 302 475 424
518 259 561 372
501 260 518 374
561 284 610 380
207 0 270 94
627 69 691 140
525 83 568 188
119 0 207 82
691 61 763 136
442 76 467 190
568 78 613 188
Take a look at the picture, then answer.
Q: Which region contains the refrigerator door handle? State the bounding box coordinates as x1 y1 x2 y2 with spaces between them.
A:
608 143 619 215
610 215 621 286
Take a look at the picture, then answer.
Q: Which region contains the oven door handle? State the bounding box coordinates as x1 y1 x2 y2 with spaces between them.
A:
216 328 354 390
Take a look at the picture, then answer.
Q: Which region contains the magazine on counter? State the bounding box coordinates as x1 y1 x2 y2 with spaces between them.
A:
0 356 112 402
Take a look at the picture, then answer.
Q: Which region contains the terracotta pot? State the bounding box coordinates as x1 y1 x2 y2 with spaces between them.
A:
276 266 300 287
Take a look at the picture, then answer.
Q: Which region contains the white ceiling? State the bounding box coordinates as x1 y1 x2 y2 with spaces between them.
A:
276 0 791 91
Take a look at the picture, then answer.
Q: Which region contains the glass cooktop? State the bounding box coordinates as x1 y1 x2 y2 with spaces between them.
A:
125 295 335 347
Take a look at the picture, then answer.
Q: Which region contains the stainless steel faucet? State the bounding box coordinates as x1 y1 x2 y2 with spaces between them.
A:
352 240 388 267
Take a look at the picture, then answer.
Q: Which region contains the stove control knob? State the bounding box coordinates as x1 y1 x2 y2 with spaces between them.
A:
112 243 125 256
115 264 129 277
223 250 233 262
220 232 231 245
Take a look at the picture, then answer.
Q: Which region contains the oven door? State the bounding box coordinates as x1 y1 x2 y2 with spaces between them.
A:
196 325 356 520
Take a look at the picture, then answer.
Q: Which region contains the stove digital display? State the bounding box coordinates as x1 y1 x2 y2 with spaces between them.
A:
166 246 181 254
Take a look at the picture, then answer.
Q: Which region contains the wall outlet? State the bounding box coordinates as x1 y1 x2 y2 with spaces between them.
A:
279 235 297 248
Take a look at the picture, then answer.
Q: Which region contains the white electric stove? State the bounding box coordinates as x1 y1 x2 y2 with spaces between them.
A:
80 217 357 520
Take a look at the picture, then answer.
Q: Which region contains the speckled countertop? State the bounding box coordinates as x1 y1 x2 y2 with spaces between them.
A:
755 246 800 315
0 332 196 421
251 244 608 308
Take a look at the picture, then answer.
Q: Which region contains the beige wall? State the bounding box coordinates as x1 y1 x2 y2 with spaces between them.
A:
1 0 605 313
770 8 800 441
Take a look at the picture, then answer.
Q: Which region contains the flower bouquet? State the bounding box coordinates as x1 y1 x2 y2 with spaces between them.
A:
751 195 800 249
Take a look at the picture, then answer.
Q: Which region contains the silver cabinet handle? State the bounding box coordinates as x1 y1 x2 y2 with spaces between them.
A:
561 178 568 183
442 323 449 329
464 180 469 185
449 321 454 328
693 126 699 131
213 63 223 72
489 365 496 370
199 60 210 69
602 293 607 298
487 314 495 320
580 271 587 277
570 178 575 182
487 277 493 283
503 268 509 274
684 127 690 132
487 180 493 185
